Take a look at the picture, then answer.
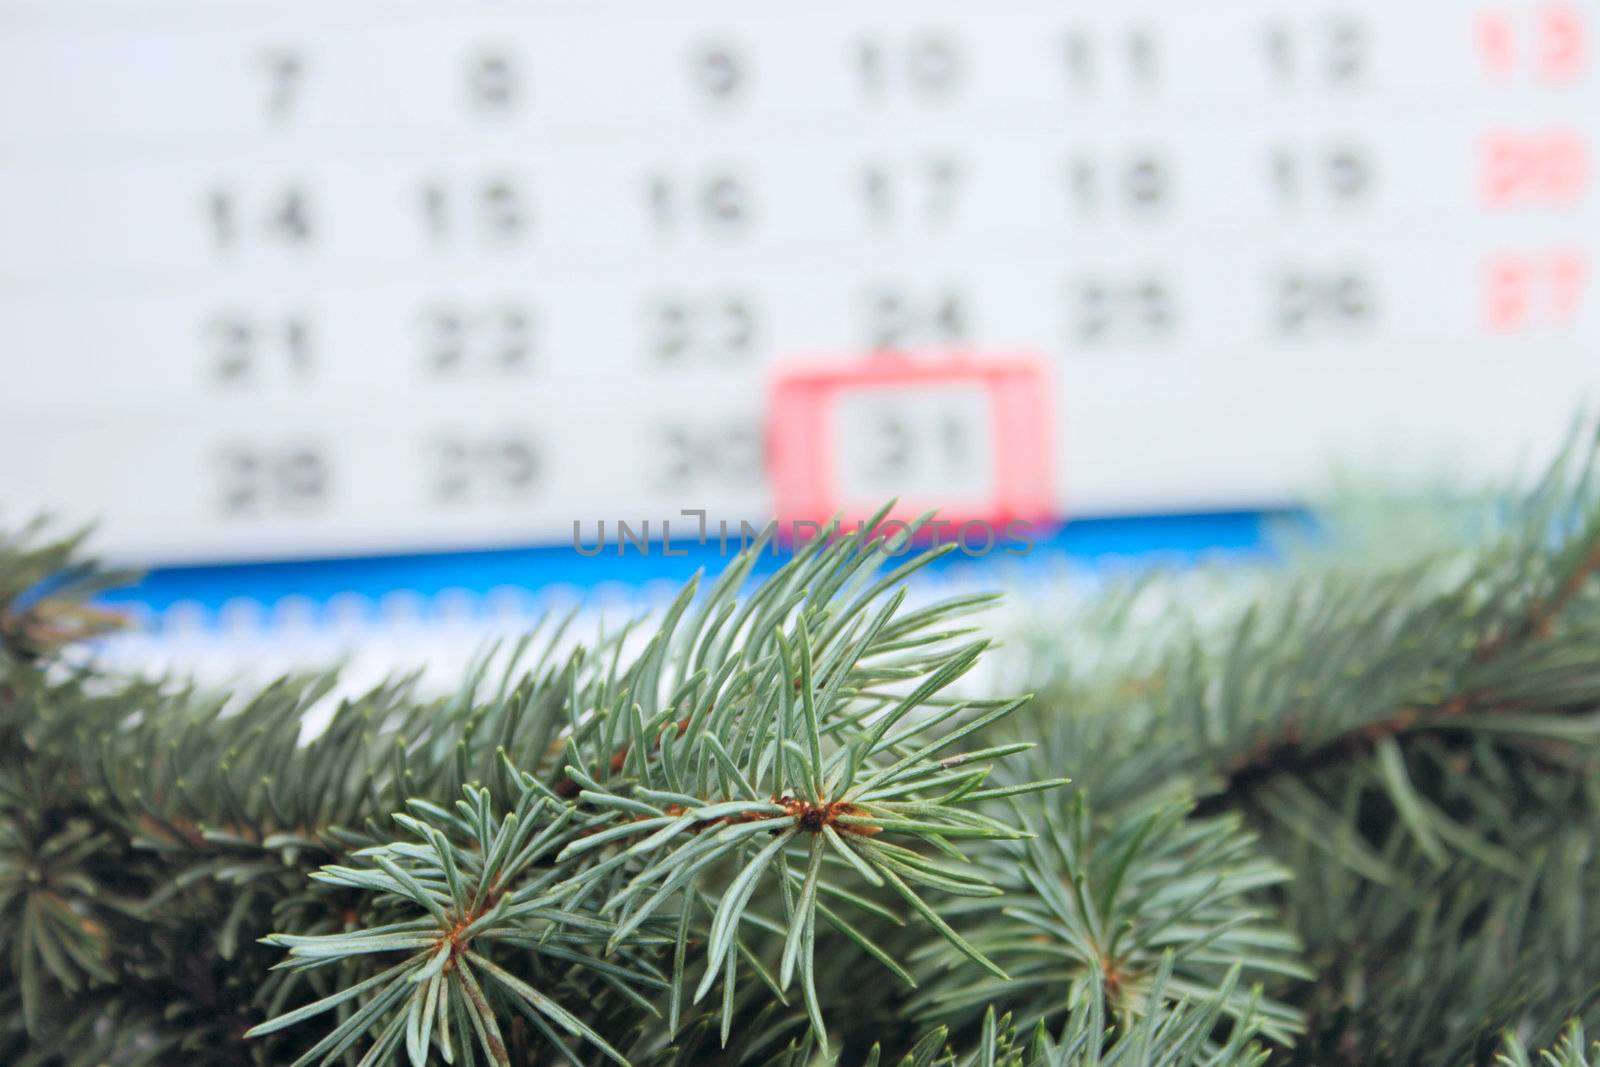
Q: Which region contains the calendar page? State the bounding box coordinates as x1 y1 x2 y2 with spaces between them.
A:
2 1 1597 567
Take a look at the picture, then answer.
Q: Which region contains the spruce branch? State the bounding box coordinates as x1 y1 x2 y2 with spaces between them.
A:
1195 532 1600 819
0 806 119 1031
226 511 1057 1062
1501 1021 1600 1067
1192 423 1600 819
0 519 128 665
870 964 1270 1067
11 428 1600 1066
910 793 1304 1046
248 776 649 1066
1005 422 1600 1062
545 515 1065 1050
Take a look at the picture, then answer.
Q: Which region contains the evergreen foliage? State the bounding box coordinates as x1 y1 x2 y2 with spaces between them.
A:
4 429 1600 1065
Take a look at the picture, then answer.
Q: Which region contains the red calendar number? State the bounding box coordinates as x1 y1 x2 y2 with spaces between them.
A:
1484 250 1587 331
1478 5 1588 83
767 353 1054 529
1480 131 1590 207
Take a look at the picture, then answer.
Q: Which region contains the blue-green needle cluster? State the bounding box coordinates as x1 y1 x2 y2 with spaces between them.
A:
8 421 1600 1067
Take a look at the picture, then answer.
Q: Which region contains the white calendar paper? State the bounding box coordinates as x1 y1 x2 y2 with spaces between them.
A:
2 1 1597 563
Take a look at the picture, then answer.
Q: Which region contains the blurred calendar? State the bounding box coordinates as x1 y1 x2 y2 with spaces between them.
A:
2 0 1599 568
